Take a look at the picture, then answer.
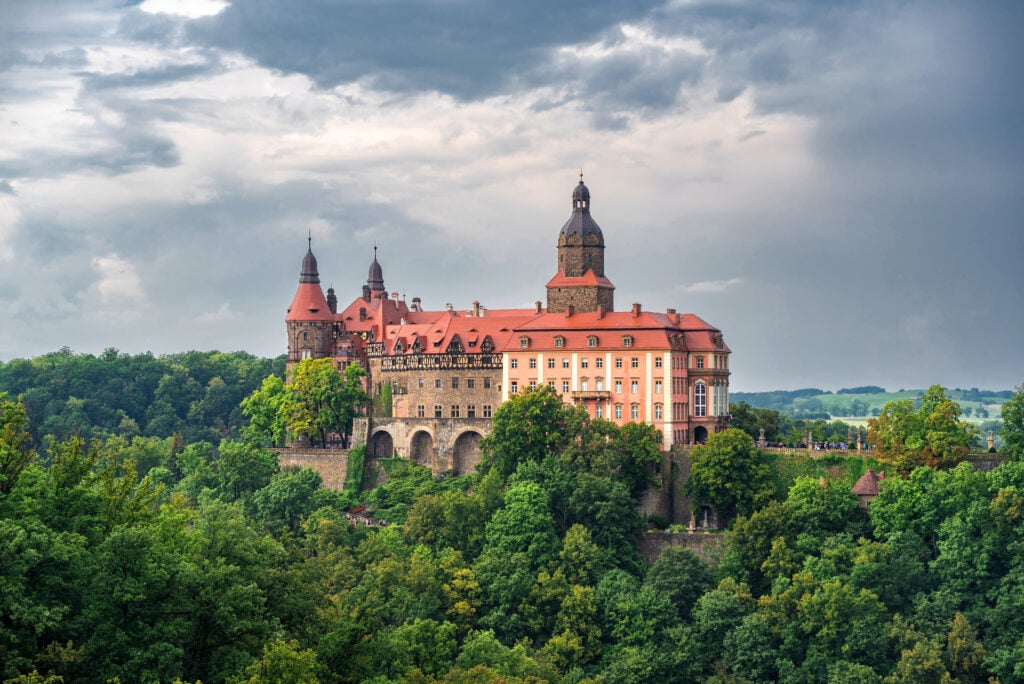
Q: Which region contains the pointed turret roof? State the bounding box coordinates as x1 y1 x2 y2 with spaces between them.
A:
287 238 333 322
368 246 384 293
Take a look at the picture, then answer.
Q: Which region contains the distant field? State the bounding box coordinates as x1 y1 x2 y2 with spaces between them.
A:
733 387 1008 421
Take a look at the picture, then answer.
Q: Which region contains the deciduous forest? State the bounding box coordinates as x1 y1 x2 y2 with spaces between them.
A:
2 352 1023 683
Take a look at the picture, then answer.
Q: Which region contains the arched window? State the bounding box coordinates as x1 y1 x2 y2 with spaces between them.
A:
587 335 599 348
554 336 565 348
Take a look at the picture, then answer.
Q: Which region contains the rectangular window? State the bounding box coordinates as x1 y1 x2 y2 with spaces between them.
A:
655 357 663 368
562 381 570 393
510 381 518 394
631 357 639 368
548 381 555 390
511 358 518 369
435 378 442 388
529 380 537 390
588 337 598 348
696 356 704 369
581 358 589 368
694 383 706 417
655 380 662 393
595 405 603 418
452 377 459 389
451 405 460 418
615 380 622 393
467 378 475 389
418 378 425 388
520 337 529 348
581 380 588 391
631 380 639 393
631 404 639 420
655 404 663 420
563 358 570 368
623 337 632 348
434 405 443 418
615 404 623 419
417 405 425 418
555 337 564 348
467 405 476 418
596 357 603 368
484 377 492 388
547 358 555 368
529 358 537 369
615 357 623 368
483 405 492 418
596 379 604 391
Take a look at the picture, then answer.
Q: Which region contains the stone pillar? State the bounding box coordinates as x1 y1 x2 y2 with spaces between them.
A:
758 428 765 448
988 431 995 450
856 428 863 453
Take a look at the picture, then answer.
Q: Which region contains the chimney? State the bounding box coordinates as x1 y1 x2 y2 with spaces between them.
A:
632 302 641 318
566 305 574 318
666 308 676 315
445 303 453 312
412 297 421 311
597 305 605 319
391 291 399 301
472 300 480 317
535 300 542 314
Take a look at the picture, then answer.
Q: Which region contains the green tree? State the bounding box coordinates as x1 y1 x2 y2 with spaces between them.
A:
240 374 287 447
0 393 35 496
1000 384 1024 459
686 427 775 522
480 386 581 478
868 386 976 471
283 360 368 447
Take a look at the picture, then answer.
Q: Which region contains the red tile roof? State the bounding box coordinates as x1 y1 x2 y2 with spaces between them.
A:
285 283 334 322
545 270 616 289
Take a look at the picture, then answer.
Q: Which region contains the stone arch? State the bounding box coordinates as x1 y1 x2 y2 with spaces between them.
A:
693 425 708 444
368 429 394 458
410 429 435 467
452 430 483 475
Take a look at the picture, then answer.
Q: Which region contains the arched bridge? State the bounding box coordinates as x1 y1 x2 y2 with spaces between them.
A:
361 417 492 476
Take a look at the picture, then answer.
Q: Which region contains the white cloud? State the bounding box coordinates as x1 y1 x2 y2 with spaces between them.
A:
139 0 228 19
680 277 745 293
195 302 241 323
91 254 144 303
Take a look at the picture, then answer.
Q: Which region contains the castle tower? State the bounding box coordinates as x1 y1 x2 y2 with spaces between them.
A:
546 174 615 313
286 238 335 368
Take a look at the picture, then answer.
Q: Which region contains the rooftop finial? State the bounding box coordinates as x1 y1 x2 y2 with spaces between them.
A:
579 168 584 182
308 229 311 248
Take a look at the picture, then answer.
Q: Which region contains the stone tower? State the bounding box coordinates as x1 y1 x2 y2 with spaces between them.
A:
546 175 615 313
361 246 386 302
286 238 335 370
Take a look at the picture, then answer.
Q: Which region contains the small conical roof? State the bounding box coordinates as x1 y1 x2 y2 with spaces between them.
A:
851 469 883 496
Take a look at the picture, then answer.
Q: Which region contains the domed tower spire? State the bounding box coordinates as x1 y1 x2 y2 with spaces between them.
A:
300 232 320 284
546 173 615 313
366 245 385 298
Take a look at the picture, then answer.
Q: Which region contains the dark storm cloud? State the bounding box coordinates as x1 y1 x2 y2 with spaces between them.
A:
186 0 665 98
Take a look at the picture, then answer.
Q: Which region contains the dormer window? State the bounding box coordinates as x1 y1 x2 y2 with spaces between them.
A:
519 336 530 349
554 336 565 348
587 335 598 348
622 335 633 348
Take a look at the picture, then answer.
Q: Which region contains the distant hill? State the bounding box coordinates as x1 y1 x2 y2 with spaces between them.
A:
731 386 1011 421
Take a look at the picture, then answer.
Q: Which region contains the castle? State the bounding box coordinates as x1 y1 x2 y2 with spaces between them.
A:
286 175 731 472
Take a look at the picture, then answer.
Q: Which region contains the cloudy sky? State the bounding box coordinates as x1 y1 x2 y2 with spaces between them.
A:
1 0 1021 391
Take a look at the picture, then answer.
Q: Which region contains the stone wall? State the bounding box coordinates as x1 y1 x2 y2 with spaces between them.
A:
638 531 726 564
365 417 493 475
275 448 350 491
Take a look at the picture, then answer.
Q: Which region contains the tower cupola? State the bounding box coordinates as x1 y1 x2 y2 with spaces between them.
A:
546 172 615 313
367 246 385 295
300 236 320 283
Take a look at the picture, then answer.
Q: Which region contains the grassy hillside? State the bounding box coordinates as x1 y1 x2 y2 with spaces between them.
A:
734 386 1010 421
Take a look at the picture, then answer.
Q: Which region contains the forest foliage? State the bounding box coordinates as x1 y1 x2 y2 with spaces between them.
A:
2 353 1024 683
